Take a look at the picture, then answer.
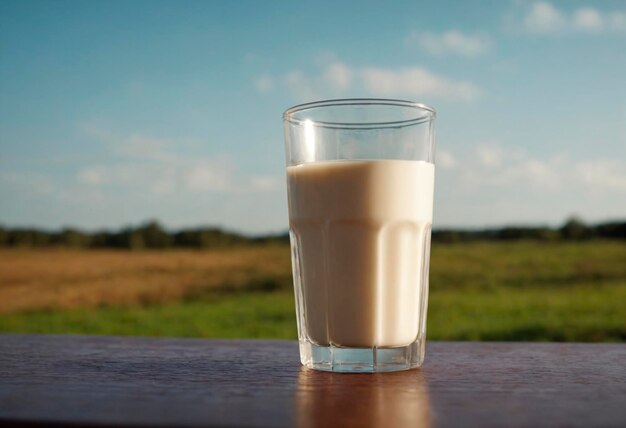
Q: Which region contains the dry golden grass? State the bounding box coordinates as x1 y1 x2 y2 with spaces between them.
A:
0 246 291 314
1 242 624 341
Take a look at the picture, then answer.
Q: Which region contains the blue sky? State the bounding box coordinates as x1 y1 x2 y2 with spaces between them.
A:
1 0 625 233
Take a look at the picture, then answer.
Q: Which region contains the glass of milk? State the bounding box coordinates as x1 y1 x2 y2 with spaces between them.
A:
283 99 436 372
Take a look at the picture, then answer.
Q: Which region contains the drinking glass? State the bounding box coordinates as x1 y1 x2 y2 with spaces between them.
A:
283 99 436 372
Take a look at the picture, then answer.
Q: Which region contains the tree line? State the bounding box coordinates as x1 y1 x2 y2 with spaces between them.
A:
0 221 286 250
432 218 625 243
0 218 623 249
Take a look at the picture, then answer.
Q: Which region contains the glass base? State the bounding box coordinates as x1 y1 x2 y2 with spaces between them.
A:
299 338 425 373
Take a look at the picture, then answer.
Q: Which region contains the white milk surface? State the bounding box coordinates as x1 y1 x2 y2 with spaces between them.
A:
287 160 434 347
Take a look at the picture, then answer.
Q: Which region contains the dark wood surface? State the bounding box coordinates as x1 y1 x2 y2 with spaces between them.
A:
0 335 624 427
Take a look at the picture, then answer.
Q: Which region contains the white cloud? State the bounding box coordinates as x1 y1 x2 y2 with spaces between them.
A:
361 67 482 100
118 135 168 159
281 62 353 99
152 171 177 194
437 150 457 170
183 160 233 192
523 2 626 34
573 8 604 32
77 167 106 185
434 142 626 227
574 160 626 190
0 170 55 194
253 74 274 93
284 70 317 100
407 30 492 57
255 60 482 101
524 2 566 33
250 176 280 191
75 129 278 195
475 144 505 167
444 142 626 192
609 11 626 32
77 163 185 193
323 63 352 90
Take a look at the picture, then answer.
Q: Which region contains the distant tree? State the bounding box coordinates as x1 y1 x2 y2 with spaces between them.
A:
58 228 90 248
172 227 247 248
128 231 145 250
196 228 244 248
252 232 290 245
496 227 526 240
172 230 197 248
594 222 626 240
136 221 172 248
560 217 592 240
432 230 465 243
495 227 560 241
90 231 113 248
1 217 624 249
8 229 52 247
535 228 560 241
113 228 145 250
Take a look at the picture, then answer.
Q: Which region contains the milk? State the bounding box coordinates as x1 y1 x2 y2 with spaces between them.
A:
287 160 434 348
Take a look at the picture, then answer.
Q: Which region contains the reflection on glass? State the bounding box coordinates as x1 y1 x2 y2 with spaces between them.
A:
295 368 431 427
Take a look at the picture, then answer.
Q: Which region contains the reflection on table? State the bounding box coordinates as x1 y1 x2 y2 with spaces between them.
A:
296 368 431 427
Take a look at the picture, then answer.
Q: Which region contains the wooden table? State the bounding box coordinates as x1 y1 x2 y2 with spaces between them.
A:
0 335 624 427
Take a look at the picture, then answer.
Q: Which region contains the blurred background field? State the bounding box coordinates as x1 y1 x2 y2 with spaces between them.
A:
1 235 624 342
2 2 626 344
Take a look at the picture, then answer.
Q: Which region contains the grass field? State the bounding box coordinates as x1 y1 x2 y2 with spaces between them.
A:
0 241 625 341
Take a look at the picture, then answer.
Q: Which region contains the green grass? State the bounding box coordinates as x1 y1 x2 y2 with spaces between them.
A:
0 293 297 339
427 282 626 341
1 283 624 342
1 241 624 341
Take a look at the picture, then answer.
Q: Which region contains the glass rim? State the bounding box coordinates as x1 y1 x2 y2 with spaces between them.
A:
283 98 436 129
